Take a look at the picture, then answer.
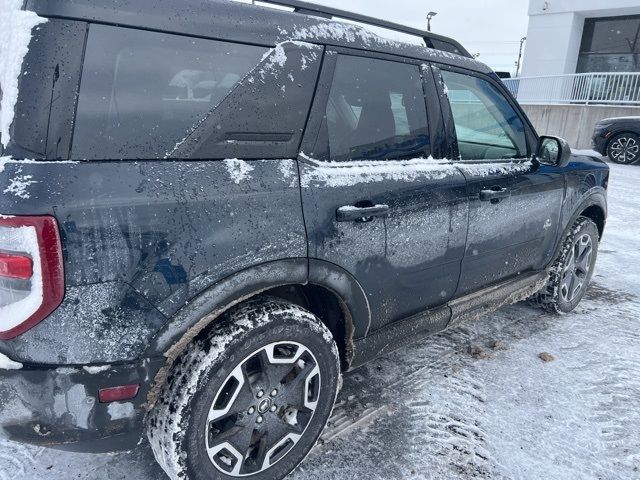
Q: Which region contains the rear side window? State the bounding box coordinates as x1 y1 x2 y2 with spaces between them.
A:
316 55 430 161
72 25 267 160
440 70 527 161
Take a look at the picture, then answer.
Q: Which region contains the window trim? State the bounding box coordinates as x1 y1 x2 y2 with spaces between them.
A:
300 47 434 163
432 63 538 163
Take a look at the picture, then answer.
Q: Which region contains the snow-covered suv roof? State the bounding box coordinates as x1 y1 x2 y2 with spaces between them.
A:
25 0 492 75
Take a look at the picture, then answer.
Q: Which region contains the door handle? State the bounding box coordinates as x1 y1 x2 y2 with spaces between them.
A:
336 204 389 222
479 187 510 203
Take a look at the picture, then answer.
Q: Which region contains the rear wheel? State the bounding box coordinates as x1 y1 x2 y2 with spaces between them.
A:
147 298 340 480
530 217 599 313
607 133 640 164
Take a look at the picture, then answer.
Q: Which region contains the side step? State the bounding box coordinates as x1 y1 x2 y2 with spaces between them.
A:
350 271 547 369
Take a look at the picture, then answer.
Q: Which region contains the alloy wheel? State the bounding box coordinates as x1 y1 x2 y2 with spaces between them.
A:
205 341 321 477
609 136 639 164
559 233 593 303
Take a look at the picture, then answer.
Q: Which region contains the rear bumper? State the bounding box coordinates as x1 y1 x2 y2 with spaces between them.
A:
0 355 164 453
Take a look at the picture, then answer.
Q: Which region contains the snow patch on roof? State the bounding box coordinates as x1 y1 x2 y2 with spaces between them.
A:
0 0 47 148
281 21 401 49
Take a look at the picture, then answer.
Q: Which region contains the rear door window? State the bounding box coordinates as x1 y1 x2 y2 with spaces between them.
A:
316 55 430 161
72 25 267 160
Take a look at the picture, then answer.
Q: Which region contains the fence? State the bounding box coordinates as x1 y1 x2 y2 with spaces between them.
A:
503 72 640 106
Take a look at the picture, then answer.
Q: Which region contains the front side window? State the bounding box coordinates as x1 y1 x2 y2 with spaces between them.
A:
73 25 267 160
318 55 430 161
441 70 527 161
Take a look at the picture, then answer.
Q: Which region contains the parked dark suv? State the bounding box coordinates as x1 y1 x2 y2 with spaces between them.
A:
0 1 609 479
592 116 640 164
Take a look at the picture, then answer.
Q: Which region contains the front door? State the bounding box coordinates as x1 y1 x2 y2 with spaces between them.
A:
437 68 564 296
299 51 468 333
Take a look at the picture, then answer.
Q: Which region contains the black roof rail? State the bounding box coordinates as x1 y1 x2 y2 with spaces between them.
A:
260 0 472 57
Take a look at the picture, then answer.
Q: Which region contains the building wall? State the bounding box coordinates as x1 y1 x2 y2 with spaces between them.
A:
521 0 640 76
521 103 640 149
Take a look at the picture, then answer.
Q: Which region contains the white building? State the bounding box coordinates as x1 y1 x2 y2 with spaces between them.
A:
521 0 640 76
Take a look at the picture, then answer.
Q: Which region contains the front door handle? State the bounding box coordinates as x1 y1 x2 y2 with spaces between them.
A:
479 187 510 203
336 204 389 222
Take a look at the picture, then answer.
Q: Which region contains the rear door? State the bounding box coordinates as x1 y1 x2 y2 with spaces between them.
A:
435 67 565 296
299 51 467 333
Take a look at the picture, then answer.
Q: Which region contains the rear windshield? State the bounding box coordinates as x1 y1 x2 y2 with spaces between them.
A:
72 25 267 160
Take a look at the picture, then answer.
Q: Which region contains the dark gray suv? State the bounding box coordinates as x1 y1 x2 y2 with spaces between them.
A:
0 1 608 479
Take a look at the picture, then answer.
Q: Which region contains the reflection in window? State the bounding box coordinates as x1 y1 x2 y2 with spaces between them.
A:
73 25 267 159
319 55 430 161
441 70 527 161
577 15 640 73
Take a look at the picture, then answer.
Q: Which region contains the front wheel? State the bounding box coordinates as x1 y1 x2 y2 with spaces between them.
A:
607 133 640 164
147 298 340 480
530 217 599 313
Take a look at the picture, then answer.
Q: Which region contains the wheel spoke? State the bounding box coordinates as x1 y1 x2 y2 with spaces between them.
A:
248 430 271 473
567 271 577 301
279 360 318 408
208 365 247 423
209 422 252 451
571 272 583 299
252 424 302 472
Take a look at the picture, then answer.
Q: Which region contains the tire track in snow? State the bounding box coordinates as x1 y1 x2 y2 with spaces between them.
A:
0 439 37 480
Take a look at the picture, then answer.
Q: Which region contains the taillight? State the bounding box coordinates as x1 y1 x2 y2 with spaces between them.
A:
0 253 33 280
0 215 64 339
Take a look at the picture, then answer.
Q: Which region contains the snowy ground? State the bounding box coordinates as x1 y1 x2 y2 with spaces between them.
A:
2 160 639 480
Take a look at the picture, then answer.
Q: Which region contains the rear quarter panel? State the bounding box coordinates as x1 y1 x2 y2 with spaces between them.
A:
0 158 305 364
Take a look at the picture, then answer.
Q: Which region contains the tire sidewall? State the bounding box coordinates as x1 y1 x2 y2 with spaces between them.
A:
181 304 340 480
556 219 599 313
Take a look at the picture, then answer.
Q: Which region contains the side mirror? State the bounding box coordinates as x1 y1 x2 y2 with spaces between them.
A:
536 136 572 167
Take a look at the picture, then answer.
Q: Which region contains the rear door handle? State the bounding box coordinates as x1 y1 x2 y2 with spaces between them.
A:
479 187 510 203
336 204 389 222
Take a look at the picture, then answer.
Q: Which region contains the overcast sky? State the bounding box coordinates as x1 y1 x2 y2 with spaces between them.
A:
299 0 531 74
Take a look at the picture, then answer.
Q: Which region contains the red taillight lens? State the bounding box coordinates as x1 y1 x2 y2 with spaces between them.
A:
0 215 64 339
0 252 33 280
99 384 140 403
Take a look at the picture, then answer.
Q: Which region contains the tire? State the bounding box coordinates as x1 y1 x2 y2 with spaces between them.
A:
529 217 599 314
147 298 340 480
607 132 640 164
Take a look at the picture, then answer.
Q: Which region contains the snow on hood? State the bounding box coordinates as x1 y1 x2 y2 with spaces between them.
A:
0 0 47 149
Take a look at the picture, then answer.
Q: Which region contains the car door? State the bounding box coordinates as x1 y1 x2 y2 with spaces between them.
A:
299 50 468 334
435 67 565 296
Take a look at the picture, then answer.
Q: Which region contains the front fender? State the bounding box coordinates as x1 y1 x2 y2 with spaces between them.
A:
551 189 607 266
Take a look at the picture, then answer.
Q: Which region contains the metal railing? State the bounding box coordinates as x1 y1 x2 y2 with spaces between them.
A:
503 72 640 106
